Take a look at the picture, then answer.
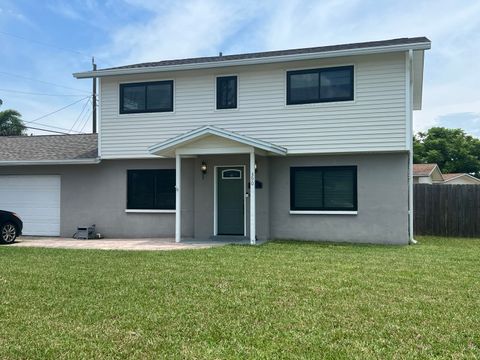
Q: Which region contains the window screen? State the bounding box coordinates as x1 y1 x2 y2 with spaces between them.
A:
216 76 237 109
127 169 175 210
120 81 173 113
287 66 353 105
290 166 357 211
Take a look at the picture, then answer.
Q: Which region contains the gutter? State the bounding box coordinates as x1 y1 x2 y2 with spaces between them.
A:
406 49 417 245
74 41 432 79
0 158 101 166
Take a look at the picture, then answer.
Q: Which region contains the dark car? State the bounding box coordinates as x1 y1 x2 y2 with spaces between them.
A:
0 210 23 244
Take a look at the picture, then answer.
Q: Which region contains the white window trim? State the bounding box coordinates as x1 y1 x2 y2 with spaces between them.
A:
117 78 176 116
289 210 358 215
283 63 357 108
125 209 175 214
221 168 242 179
214 74 240 112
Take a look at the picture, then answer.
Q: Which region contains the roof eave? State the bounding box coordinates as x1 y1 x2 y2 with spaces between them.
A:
74 41 432 79
444 174 480 183
148 126 287 156
0 158 101 166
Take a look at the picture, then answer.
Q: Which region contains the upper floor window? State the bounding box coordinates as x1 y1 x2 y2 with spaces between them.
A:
286 66 354 105
120 81 173 114
216 76 237 109
290 166 357 211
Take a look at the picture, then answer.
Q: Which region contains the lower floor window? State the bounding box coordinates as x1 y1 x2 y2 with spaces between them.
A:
290 166 357 211
127 169 175 210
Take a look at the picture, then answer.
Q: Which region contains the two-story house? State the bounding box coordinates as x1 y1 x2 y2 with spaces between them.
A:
0 37 431 244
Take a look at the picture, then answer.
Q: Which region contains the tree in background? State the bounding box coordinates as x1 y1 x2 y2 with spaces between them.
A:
414 127 480 177
0 100 27 136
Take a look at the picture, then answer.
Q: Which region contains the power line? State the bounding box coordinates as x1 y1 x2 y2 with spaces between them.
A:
0 31 114 67
79 109 93 133
25 125 71 135
69 98 91 133
0 88 89 97
23 96 90 125
21 117 84 133
0 71 90 94
0 30 88 57
28 120 84 133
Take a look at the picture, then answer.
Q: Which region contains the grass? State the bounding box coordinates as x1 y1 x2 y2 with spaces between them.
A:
0 237 479 359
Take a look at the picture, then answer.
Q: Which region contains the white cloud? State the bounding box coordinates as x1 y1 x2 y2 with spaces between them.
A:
98 0 480 137
2 0 480 136
46 1 83 20
105 0 264 63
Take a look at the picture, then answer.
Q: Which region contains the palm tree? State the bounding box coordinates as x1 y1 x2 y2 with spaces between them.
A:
0 109 26 136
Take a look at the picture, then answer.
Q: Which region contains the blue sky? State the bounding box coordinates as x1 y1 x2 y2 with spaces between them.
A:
0 0 479 136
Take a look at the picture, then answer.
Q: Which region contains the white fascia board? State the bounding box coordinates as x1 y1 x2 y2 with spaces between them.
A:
74 42 432 79
148 126 287 156
0 158 101 166
412 50 425 110
285 148 409 155
102 149 409 160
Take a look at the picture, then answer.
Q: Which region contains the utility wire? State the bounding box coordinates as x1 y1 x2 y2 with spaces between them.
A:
23 96 90 125
25 125 72 135
0 31 113 67
78 108 93 133
0 31 88 57
69 98 91 133
30 121 84 133
0 88 88 97
0 71 90 94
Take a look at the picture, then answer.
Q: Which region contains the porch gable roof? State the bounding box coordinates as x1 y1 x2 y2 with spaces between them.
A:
148 125 288 156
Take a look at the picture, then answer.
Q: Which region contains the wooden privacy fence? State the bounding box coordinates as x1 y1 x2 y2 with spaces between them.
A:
414 184 480 237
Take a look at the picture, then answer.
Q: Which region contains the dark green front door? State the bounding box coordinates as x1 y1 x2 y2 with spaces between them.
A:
217 167 244 235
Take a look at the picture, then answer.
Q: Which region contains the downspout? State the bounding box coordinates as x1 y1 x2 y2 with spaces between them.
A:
406 49 417 245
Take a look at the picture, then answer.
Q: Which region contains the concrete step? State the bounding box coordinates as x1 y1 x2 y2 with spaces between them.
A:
210 235 249 242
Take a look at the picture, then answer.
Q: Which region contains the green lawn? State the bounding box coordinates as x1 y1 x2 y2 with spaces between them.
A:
0 237 479 359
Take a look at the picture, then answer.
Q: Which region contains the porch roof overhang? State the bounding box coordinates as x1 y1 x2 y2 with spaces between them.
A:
148 125 288 157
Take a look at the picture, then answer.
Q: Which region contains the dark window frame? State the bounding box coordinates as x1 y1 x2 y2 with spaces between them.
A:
286 65 354 105
216 75 238 109
290 166 358 211
127 169 176 210
120 80 174 114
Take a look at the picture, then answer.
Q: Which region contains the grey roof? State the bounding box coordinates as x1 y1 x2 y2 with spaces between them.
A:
0 134 98 162
102 37 430 71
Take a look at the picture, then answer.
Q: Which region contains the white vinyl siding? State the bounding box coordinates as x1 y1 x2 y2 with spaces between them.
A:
99 52 406 158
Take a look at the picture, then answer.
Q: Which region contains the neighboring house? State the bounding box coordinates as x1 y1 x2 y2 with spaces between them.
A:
442 173 480 185
413 164 480 185
0 37 431 244
413 164 444 184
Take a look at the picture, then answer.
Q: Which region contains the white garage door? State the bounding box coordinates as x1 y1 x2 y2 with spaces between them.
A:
0 175 60 236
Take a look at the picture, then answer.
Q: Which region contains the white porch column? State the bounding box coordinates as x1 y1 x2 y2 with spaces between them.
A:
249 150 256 245
175 153 181 243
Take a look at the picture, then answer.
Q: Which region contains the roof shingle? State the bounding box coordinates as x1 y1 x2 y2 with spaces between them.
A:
0 134 98 162
413 164 438 176
101 37 431 71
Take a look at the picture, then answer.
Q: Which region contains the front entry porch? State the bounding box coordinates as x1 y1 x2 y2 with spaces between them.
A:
148 126 287 244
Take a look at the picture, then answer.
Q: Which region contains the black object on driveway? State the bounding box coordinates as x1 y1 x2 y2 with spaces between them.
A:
0 210 23 244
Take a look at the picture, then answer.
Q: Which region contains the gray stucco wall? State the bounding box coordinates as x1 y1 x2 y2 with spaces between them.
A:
0 159 195 238
269 153 409 244
0 152 408 243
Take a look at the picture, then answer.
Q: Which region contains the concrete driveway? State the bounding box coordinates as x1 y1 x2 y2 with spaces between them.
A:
10 237 240 251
